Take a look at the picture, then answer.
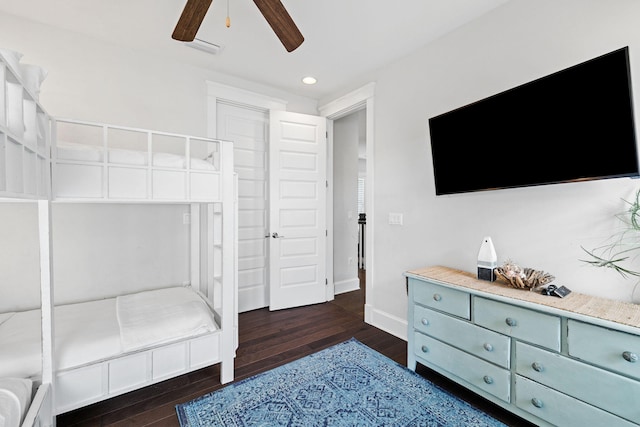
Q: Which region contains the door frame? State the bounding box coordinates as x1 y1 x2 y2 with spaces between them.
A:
206 80 375 316
206 82 288 137
319 82 376 324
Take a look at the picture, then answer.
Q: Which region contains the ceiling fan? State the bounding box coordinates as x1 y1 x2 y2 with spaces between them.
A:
172 0 304 52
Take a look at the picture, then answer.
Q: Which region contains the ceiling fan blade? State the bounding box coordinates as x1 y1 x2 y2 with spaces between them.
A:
172 0 213 42
253 0 304 52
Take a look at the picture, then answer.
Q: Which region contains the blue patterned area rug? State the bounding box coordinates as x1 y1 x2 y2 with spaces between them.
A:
176 338 506 426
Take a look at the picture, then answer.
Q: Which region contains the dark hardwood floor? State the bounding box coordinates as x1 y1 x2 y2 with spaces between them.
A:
56 271 534 426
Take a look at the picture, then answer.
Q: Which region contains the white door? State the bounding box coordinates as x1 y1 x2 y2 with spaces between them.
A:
268 111 328 310
216 102 269 312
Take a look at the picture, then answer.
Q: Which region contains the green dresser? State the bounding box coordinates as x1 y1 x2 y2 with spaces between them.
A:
406 266 640 427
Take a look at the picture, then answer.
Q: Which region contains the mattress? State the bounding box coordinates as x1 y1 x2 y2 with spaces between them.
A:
0 286 218 379
116 286 218 352
0 377 32 427
56 141 217 171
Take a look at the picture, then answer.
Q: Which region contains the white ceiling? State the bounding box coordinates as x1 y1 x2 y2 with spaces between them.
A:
0 0 510 100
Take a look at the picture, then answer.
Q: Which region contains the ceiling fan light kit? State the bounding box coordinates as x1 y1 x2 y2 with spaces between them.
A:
172 0 304 52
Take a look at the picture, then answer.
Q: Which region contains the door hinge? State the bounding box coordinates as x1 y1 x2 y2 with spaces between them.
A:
325 278 328 285
326 229 328 236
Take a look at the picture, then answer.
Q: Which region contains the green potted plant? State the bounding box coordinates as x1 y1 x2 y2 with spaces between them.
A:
581 189 640 297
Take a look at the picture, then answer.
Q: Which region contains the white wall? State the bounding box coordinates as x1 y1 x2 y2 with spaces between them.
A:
51 204 191 305
0 203 192 311
333 113 360 293
0 203 41 311
320 0 640 338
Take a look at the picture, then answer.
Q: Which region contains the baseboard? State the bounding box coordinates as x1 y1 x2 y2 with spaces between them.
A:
364 303 408 341
334 277 360 295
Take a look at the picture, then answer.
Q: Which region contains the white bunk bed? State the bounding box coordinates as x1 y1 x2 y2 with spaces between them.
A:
46 118 238 416
1 47 237 426
1 48 53 427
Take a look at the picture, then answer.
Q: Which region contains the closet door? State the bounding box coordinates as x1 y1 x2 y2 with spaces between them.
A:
268 111 327 310
216 102 269 312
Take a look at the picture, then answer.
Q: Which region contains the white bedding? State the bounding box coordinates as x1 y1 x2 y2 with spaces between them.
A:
0 377 32 427
0 299 121 379
116 287 217 352
0 287 217 379
0 313 13 327
56 141 216 171
0 310 44 379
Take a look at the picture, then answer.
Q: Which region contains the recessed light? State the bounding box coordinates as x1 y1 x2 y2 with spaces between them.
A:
302 76 317 85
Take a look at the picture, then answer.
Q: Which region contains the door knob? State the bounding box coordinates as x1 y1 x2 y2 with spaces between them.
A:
272 232 285 238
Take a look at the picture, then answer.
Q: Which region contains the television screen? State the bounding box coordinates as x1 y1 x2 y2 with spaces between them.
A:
428 47 639 195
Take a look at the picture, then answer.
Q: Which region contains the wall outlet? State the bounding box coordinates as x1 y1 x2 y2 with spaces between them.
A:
183 213 190 225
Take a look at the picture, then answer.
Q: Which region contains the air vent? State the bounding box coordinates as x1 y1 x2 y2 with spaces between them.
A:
184 38 223 55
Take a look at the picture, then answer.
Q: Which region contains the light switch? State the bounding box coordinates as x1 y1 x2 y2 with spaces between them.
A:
388 212 403 225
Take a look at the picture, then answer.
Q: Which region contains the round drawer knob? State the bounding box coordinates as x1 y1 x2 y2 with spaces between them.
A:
622 351 638 363
421 345 429 353
483 375 493 384
531 398 544 408
421 318 429 326
433 293 442 302
505 317 517 327
483 343 494 352
531 362 544 372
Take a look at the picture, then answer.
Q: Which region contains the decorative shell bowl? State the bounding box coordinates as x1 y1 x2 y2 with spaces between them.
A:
495 262 555 290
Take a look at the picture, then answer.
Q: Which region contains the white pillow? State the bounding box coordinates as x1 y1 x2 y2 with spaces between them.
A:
0 377 32 427
153 152 185 169
56 141 103 162
189 158 216 171
109 148 147 166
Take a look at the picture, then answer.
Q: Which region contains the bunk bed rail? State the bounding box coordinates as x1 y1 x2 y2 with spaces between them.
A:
52 118 228 203
1 50 54 427
0 53 50 201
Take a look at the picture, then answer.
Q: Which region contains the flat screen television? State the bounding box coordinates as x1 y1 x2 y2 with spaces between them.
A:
428 47 639 195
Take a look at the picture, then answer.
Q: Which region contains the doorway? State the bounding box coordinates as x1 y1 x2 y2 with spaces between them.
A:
208 81 375 315
332 110 366 295
319 83 375 323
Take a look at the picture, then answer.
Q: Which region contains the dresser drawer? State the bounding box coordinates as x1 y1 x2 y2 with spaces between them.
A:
414 305 510 368
414 332 510 402
516 341 640 424
515 375 637 427
568 319 640 381
473 297 560 351
410 277 470 319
